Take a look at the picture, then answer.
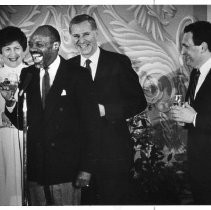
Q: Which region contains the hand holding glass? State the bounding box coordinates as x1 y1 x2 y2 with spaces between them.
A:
173 94 184 107
172 95 185 126
8 73 19 101
0 73 19 101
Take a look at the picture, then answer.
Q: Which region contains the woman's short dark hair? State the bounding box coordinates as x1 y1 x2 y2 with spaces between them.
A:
0 26 27 53
69 14 97 33
184 21 211 52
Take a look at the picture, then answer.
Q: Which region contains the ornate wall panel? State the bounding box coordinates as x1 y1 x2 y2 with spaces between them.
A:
0 5 203 154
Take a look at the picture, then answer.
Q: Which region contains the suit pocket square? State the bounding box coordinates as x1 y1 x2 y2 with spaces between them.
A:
61 89 67 96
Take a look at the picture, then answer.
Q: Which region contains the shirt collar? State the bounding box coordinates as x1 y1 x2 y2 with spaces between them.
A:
81 47 100 66
47 55 60 71
199 57 211 77
40 55 60 80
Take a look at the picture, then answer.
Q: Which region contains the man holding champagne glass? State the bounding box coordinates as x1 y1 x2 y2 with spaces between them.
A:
170 21 211 204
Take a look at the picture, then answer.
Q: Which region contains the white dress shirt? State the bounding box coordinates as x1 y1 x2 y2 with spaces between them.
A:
39 55 60 96
194 57 211 98
80 47 100 80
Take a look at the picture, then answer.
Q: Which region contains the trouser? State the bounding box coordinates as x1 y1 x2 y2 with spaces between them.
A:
190 180 211 204
28 181 81 205
81 171 133 205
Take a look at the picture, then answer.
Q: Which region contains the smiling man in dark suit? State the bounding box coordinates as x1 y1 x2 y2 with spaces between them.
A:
171 21 211 204
69 14 147 205
1 25 100 205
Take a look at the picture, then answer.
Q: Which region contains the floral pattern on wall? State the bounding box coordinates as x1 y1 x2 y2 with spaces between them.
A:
0 5 196 152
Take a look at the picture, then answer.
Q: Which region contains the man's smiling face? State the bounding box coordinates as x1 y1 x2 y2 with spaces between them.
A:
29 34 55 69
70 20 98 58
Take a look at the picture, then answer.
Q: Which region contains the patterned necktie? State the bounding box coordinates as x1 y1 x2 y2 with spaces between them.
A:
189 68 200 106
42 67 50 108
85 59 92 78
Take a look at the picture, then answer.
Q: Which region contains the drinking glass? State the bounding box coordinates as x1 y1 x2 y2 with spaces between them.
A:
173 94 185 126
173 94 184 107
8 73 19 101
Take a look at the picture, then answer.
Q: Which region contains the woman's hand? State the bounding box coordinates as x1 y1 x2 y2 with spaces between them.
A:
1 112 12 127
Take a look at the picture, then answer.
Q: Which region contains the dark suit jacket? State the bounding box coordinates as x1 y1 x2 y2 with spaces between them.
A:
6 56 100 185
69 48 147 174
185 68 211 187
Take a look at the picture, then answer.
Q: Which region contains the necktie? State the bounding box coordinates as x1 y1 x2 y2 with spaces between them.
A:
42 67 50 108
189 68 200 106
85 59 92 79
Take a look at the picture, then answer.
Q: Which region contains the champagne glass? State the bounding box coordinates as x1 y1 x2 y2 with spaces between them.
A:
8 73 19 101
173 94 185 126
173 94 184 107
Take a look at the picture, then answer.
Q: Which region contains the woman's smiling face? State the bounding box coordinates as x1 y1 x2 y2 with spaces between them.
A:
1 41 25 68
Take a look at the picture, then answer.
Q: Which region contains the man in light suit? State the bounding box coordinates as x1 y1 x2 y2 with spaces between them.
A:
1 25 100 205
69 14 147 205
171 21 211 204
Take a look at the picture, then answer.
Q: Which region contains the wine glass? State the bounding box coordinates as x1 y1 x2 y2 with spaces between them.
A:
8 73 19 101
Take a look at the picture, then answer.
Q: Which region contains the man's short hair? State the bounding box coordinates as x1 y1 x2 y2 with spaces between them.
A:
184 21 211 52
32 25 61 43
69 14 97 33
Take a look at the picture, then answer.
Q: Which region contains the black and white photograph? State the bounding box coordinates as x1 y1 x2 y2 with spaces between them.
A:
0 2 211 208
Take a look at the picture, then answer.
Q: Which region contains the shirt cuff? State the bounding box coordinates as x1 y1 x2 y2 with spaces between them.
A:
193 113 197 127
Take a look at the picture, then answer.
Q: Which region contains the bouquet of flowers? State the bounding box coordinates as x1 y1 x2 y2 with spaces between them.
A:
127 109 192 204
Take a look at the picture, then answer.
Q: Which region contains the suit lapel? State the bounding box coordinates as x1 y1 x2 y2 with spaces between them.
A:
185 68 197 103
44 57 66 122
30 66 43 110
72 48 107 83
71 55 80 66
94 48 108 83
194 68 211 102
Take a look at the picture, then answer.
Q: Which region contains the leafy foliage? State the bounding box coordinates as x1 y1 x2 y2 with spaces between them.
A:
127 109 192 204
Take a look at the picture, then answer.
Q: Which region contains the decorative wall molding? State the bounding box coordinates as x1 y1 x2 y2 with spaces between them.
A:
0 5 199 151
